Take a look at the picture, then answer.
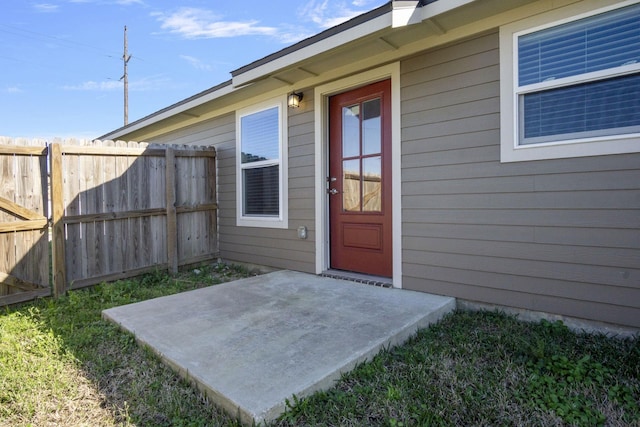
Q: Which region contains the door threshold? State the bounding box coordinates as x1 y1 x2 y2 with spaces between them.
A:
321 270 393 288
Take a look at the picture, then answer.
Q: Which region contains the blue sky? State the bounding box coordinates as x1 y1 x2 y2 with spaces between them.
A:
1 0 386 140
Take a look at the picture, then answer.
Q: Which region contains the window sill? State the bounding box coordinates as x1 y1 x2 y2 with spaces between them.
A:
500 133 640 163
236 216 288 229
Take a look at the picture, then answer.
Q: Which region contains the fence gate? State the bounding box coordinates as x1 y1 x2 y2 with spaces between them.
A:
0 138 51 305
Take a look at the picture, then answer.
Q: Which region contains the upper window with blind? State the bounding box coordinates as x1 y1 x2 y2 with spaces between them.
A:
236 98 288 228
500 1 640 162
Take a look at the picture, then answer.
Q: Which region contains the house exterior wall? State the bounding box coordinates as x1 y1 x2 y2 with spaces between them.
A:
150 105 317 273
399 31 640 328
106 1 640 329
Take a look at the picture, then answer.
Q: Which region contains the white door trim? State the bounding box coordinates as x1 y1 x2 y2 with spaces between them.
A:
314 62 402 288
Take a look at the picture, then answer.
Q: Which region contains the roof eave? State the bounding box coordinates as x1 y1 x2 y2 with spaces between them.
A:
230 3 394 87
102 0 488 141
98 80 234 141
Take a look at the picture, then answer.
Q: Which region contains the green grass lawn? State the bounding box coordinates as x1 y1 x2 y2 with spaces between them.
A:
1 266 638 427
275 312 639 427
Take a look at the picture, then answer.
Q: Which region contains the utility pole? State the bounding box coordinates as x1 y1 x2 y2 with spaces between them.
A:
122 25 131 126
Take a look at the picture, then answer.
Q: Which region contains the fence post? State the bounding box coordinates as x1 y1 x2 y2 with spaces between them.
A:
165 147 178 275
50 143 66 297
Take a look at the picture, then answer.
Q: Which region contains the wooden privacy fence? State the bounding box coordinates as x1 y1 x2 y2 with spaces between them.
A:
1 138 218 306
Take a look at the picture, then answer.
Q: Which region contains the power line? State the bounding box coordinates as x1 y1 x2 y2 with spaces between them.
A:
0 23 121 59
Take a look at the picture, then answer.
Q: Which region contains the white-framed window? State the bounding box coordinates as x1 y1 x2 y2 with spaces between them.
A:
236 97 288 228
500 1 640 162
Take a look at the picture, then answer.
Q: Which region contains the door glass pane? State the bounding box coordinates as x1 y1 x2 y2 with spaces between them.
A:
362 156 381 212
342 159 360 212
362 98 381 155
342 105 360 158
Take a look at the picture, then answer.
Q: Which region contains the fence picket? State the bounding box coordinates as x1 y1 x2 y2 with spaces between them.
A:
0 138 14 297
50 142 65 297
102 139 118 274
165 147 178 274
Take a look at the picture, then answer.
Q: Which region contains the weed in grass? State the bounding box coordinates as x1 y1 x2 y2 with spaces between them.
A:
281 394 308 424
518 319 640 426
386 385 402 401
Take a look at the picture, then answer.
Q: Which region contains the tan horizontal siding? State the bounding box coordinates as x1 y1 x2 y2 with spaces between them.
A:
220 233 313 254
400 31 640 328
283 92 316 268
402 32 499 74
403 237 638 270
403 190 639 210
403 152 640 179
403 275 639 328
404 249 634 289
222 249 314 273
403 208 638 229
533 227 640 249
150 114 234 146
402 262 638 307
403 222 640 250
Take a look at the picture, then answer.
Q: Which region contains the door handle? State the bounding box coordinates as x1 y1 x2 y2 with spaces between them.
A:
327 188 339 195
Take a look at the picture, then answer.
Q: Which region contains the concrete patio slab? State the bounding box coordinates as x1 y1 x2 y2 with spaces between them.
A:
102 270 455 425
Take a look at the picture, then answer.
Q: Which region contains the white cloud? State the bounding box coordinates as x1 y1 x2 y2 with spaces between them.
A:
63 75 172 92
33 3 59 12
276 28 316 44
151 2 383 45
62 74 172 92
180 55 213 71
130 75 173 91
153 8 278 39
299 0 380 28
63 80 122 91
5 86 23 93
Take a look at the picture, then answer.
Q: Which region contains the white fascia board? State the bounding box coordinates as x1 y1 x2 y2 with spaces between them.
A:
232 13 392 88
421 0 477 20
392 1 421 27
102 83 236 140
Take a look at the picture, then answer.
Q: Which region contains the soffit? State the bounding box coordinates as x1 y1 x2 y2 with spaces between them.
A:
241 0 538 90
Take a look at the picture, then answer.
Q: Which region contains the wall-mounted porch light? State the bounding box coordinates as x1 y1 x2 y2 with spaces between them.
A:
287 91 303 108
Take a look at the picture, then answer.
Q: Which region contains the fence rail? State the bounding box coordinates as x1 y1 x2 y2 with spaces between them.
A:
1 138 218 306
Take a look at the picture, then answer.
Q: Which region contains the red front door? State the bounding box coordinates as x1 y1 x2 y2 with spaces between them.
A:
328 79 392 277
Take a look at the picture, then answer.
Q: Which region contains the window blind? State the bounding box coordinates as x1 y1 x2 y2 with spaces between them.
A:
243 166 279 216
522 73 640 143
518 3 640 86
241 107 279 163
